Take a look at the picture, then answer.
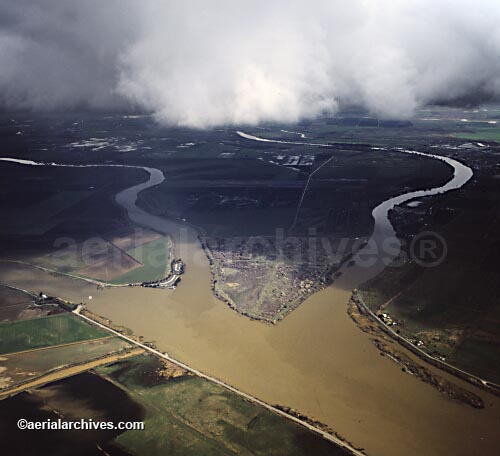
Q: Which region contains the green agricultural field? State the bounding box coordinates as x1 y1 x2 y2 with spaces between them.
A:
453 128 500 142
98 355 347 456
0 314 107 355
360 155 500 384
111 236 170 284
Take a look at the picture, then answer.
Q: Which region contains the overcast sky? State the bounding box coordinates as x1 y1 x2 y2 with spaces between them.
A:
1 0 500 127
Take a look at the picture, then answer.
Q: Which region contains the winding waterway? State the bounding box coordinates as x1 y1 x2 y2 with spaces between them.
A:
1 144 499 456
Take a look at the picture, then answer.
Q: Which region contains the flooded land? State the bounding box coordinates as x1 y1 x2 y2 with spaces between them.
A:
2 245 499 456
2 112 500 455
0 372 145 456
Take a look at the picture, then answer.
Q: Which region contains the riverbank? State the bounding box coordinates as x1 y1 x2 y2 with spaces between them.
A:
200 235 368 324
1 153 500 455
351 290 500 398
72 304 365 456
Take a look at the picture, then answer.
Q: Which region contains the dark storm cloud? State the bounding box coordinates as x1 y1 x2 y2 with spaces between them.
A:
0 1 138 110
1 0 500 127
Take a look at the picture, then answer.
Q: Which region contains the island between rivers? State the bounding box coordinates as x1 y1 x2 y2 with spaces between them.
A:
0 137 499 456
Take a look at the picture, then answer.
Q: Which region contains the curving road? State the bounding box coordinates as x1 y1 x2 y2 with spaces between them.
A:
0 138 479 455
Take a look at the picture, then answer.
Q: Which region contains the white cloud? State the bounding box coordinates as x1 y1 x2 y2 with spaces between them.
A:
1 0 500 127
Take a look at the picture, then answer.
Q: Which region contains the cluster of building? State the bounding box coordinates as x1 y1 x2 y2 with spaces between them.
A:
138 259 185 290
377 312 397 326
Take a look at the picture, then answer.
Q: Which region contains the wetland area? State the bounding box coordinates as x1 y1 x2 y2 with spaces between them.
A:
1 111 500 455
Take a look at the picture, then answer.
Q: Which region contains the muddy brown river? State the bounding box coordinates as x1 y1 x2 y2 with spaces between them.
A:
1 152 499 456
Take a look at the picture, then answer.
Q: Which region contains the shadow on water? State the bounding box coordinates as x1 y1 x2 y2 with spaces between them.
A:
0 373 144 456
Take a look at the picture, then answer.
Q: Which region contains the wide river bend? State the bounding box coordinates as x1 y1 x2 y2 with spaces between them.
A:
0 143 498 456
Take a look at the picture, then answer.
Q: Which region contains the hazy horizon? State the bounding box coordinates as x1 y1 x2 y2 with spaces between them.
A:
2 1 500 127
